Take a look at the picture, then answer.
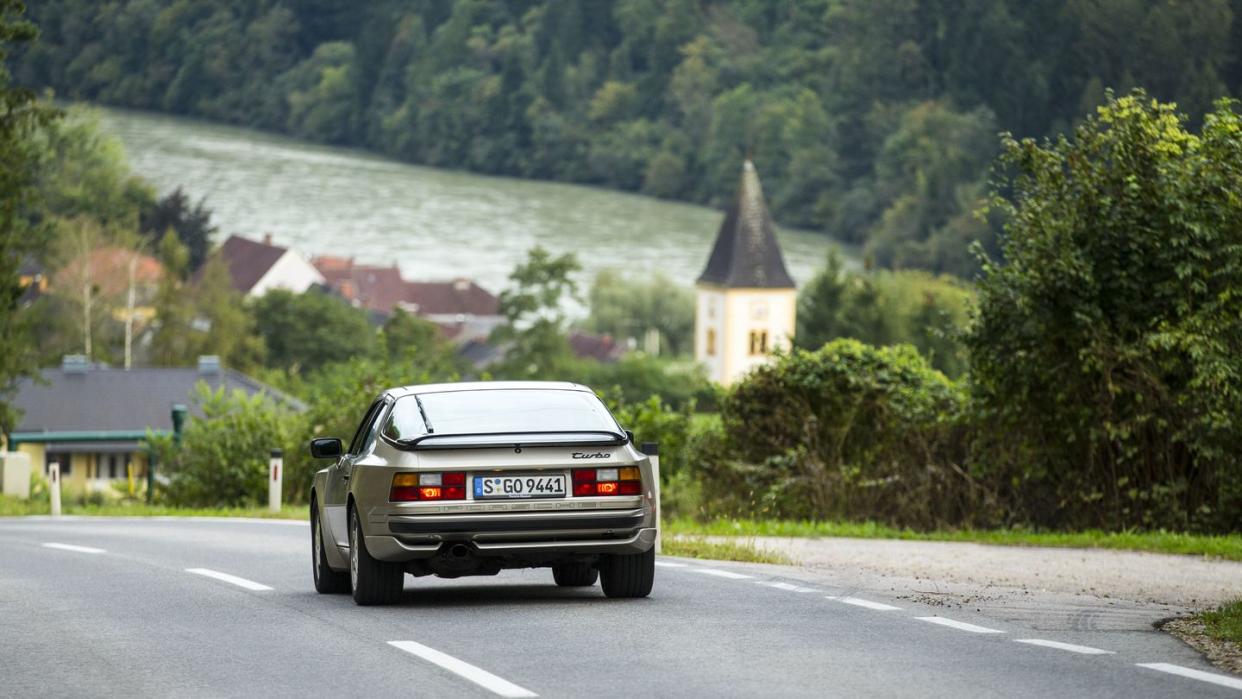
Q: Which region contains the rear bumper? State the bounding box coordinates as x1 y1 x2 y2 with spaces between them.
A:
387 508 646 534
365 504 655 561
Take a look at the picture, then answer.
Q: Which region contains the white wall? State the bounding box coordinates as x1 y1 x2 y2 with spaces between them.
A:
694 288 726 383
250 250 325 297
696 285 796 386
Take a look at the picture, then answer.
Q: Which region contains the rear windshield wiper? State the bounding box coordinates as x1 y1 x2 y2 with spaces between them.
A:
414 395 433 434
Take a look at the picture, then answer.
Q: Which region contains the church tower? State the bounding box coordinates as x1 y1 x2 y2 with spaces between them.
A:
694 160 797 386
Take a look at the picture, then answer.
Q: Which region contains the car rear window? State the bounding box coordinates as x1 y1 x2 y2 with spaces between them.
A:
383 389 620 442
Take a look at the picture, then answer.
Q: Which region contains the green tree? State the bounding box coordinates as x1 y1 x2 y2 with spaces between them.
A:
491 245 580 377
380 307 462 376
251 288 377 375
969 91 1242 532
139 187 216 273
0 0 59 433
581 270 694 356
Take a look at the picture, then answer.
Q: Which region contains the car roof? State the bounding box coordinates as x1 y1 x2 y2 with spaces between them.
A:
384 381 594 399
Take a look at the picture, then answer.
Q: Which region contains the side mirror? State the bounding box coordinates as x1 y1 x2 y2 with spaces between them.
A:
309 438 343 459
625 430 635 444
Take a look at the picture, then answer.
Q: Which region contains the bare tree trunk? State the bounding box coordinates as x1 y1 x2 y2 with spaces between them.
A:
125 253 136 369
82 280 92 357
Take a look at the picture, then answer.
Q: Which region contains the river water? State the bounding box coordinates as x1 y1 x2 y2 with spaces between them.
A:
98 107 845 296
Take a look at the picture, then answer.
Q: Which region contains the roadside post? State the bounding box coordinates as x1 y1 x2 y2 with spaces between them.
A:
269 448 283 513
641 442 661 554
49 460 61 517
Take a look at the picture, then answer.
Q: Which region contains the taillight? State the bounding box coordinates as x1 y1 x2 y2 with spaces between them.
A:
571 466 641 496
390 472 466 501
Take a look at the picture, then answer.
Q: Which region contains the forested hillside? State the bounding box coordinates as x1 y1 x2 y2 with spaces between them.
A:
15 0 1242 276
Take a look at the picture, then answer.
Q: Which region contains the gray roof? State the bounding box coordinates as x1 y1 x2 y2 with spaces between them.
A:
697 160 795 289
11 362 306 436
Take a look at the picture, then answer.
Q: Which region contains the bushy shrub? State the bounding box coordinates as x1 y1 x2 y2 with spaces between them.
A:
694 339 987 528
152 384 296 508
970 92 1242 533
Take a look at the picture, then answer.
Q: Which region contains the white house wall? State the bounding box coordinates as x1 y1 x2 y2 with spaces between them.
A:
696 285 795 386
250 250 325 297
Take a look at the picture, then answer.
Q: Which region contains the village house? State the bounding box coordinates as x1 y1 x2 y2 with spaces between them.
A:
212 234 324 297
2 355 304 495
312 255 503 342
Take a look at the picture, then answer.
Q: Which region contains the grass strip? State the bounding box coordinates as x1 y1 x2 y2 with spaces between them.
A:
0 496 307 520
1200 600 1242 644
665 517 1242 561
662 535 792 565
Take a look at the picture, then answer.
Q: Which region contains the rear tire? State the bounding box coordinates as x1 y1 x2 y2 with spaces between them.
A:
600 547 654 598
349 507 404 606
311 502 349 594
552 561 598 587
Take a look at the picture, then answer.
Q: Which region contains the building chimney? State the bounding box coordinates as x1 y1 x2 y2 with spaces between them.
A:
263 233 273 246
197 355 222 375
62 354 89 374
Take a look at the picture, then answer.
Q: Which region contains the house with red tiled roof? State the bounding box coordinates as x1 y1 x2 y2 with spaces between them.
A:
213 234 324 297
311 256 502 342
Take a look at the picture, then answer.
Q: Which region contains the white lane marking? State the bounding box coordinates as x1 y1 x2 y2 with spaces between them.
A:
1136 663 1242 691
760 581 819 593
389 641 538 698
827 596 902 611
654 561 687 568
916 616 1004 634
42 542 105 554
1014 639 1113 655
184 568 273 591
686 567 753 580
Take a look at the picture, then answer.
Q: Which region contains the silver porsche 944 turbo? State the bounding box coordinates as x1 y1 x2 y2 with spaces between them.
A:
308 381 658 605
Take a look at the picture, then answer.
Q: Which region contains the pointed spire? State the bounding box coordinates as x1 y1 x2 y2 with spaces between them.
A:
696 159 795 289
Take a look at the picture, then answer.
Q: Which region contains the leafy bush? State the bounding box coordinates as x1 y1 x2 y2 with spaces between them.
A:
970 92 1242 533
152 384 296 508
694 339 986 528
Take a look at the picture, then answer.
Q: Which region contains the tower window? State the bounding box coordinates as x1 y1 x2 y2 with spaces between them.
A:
706 328 717 356
749 330 768 356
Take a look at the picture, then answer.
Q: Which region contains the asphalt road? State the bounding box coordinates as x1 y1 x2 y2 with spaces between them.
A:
1 517 1238 698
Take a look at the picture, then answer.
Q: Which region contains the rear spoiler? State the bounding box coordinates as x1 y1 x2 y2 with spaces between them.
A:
393 430 628 451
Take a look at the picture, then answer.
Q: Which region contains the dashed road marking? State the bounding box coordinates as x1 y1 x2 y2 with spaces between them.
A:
1135 663 1242 691
1014 639 1113 655
654 561 687 568
759 581 819 593
389 641 538 698
185 568 273 591
828 596 902 611
916 616 1004 634
42 542 105 554
686 568 753 580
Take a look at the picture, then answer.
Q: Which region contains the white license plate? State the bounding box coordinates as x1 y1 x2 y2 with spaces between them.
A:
473 474 567 500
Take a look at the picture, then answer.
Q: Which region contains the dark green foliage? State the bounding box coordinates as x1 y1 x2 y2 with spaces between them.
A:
695 340 984 528
968 91 1242 533
140 187 215 272
250 288 376 375
21 1 1240 276
0 0 59 432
